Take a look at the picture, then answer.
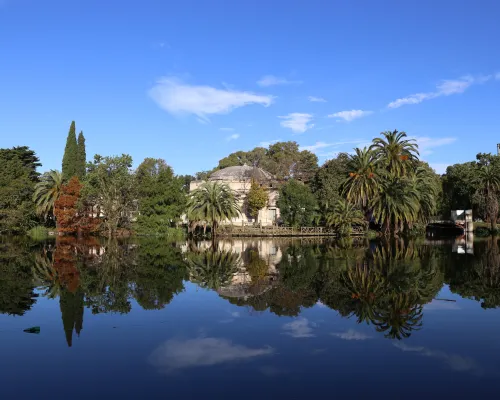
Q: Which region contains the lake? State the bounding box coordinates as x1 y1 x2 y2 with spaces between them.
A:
1 236 500 399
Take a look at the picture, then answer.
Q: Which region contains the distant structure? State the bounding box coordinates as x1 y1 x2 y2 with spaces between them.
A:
189 165 280 226
451 209 474 233
497 143 500 156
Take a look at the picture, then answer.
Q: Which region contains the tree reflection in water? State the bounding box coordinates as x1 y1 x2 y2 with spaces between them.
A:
3 235 500 346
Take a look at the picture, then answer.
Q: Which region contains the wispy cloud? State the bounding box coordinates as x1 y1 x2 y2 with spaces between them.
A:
226 133 240 141
495 72 500 80
328 110 373 122
279 113 314 133
387 74 495 108
300 139 369 155
259 139 281 148
308 96 327 103
219 127 234 132
413 136 457 156
282 318 316 338
332 329 372 341
149 77 273 122
149 337 274 372
257 75 302 87
394 342 483 375
300 141 334 152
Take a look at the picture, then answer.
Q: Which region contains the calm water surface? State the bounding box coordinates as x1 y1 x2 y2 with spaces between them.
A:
1 236 500 399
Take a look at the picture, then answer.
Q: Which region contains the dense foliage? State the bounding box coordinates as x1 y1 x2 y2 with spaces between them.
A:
441 153 500 230
83 154 137 237
277 179 318 227
0 147 39 234
208 141 319 183
342 131 441 234
3 123 500 237
134 158 186 236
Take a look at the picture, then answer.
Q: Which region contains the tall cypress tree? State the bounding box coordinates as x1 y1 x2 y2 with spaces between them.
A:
77 131 86 178
62 121 78 181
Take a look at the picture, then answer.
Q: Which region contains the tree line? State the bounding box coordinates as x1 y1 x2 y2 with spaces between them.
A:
1 123 499 237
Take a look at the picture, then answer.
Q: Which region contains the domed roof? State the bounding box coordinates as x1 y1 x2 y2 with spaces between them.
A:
210 165 274 182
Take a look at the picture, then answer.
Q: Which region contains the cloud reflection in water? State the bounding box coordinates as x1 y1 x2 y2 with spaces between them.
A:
149 337 274 372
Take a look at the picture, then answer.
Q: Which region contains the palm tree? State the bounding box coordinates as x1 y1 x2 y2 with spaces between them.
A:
326 199 366 236
370 130 419 177
33 250 62 299
475 164 500 231
33 170 63 222
370 173 420 234
186 249 241 291
342 147 379 211
187 181 241 237
408 165 440 226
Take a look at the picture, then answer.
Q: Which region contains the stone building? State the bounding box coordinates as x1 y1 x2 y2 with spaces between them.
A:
189 165 280 226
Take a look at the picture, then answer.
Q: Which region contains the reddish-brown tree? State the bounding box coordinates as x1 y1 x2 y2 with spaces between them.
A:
54 176 99 235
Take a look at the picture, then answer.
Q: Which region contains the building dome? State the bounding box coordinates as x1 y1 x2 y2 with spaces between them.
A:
209 165 274 182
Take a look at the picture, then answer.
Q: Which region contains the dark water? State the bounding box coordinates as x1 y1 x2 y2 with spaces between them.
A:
1 236 500 399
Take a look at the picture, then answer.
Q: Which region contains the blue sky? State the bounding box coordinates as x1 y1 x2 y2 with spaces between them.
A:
1 0 499 175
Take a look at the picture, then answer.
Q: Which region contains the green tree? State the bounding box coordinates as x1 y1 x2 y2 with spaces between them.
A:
134 158 186 236
83 154 137 237
277 179 318 227
342 147 379 211
370 130 419 177
62 121 79 181
475 162 500 231
246 179 268 222
187 181 241 237
186 249 240 291
326 199 366 236
440 161 477 215
0 146 41 181
77 131 86 178
0 148 38 234
33 169 63 222
371 173 420 234
312 153 349 213
60 289 84 347
266 141 318 182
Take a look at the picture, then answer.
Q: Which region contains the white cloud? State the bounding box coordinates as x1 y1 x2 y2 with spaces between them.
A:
149 337 274 372
257 75 302 87
279 113 314 133
328 110 373 122
387 74 495 108
219 127 234 132
332 329 371 341
300 139 370 155
149 77 273 121
414 136 457 156
394 342 482 374
282 318 316 338
226 133 240 141
308 96 327 103
300 141 333 152
259 139 281 148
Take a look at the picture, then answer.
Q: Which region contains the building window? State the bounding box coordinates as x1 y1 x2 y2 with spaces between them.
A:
268 209 276 222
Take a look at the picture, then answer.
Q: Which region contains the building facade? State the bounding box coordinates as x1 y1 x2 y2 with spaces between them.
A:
189 165 280 226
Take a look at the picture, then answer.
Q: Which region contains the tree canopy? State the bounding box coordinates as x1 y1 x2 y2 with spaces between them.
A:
277 179 318 227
